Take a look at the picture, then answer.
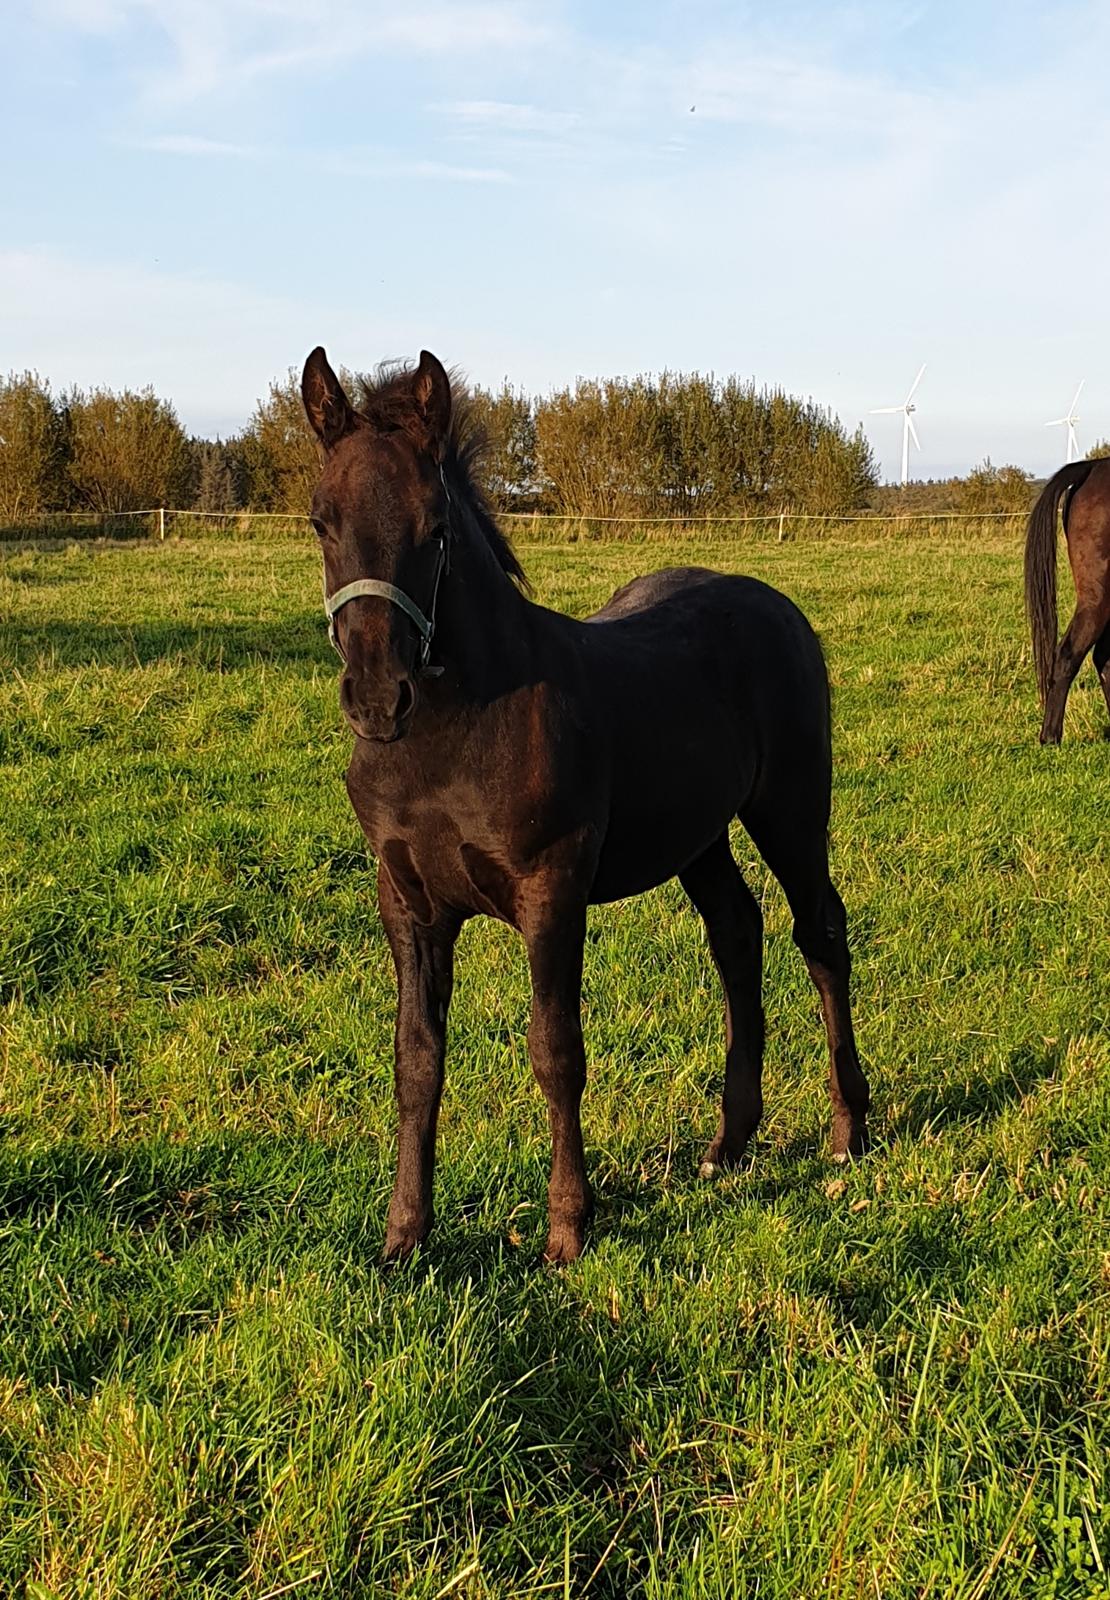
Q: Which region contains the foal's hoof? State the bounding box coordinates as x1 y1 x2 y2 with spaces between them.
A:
831 1124 869 1163
382 1215 431 1263
698 1157 745 1180
698 1139 750 1179
542 1220 587 1267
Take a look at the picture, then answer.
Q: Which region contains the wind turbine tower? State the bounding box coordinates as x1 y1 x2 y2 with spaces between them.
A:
871 364 926 487
1045 382 1084 464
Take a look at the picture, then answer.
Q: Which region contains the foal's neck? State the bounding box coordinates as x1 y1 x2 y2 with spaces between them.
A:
430 502 533 702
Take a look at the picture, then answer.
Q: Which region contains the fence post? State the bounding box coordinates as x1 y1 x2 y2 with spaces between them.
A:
778 507 786 542
158 507 165 541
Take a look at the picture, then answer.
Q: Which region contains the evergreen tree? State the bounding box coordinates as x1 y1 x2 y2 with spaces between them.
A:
191 439 245 512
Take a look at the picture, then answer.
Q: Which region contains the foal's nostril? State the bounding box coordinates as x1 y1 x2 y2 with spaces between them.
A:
395 677 416 724
339 671 415 740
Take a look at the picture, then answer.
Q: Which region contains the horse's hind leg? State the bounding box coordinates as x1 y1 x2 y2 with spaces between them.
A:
1093 625 1110 723
1041 606 1104 744
743 807 869 1159
679 835 764 1175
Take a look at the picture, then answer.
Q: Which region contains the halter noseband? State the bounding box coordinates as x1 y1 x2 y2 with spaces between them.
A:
322 465 452 678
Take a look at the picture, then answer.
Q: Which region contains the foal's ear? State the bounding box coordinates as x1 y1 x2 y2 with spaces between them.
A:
410 350 452 458
302 346 356 449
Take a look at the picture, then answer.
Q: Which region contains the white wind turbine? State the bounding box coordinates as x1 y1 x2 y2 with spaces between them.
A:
871 364 926 487
1045 381 1084 464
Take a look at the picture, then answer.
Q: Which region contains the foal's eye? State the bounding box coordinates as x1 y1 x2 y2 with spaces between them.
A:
311 518 327 540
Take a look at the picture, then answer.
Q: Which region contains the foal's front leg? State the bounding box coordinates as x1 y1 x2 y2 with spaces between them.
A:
522 897 592 1264
378 873 460 1261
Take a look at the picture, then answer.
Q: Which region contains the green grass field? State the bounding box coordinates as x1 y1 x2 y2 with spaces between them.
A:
1 533 1108 1599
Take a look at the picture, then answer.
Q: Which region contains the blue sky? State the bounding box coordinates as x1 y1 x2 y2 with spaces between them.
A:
2 0 1108 480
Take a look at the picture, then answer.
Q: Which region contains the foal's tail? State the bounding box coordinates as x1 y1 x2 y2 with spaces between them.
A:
1024 460 1093 705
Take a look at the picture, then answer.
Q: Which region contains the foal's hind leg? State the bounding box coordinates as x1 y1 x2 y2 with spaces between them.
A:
1041 606 1104 744
679 835 765 1175
743 810 869 1159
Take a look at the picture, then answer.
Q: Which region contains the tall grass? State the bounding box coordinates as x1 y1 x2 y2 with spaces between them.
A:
498 510 1029 543
1 509 1030 546
0 531 1108 1597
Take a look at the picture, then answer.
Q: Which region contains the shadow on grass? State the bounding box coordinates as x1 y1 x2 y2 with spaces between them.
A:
0 619 331 670
0 1132 665 1594
584 1116 839 1227
0 1133 352 1392
888 1040 1062 1142
372 1248 686 1594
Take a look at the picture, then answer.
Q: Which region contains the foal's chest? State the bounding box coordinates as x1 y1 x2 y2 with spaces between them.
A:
347 771 551 928
379 826 522 925
344 681 600 926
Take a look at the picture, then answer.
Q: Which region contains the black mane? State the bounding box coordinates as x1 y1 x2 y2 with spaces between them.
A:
355 363 529 591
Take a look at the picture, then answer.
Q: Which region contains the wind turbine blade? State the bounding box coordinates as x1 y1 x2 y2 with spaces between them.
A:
906 414 921 450
870 405 904 415
904 363 927 404
1070 379 1085 414
1045 417 1067 427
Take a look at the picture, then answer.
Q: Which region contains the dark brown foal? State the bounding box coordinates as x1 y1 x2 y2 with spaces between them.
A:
302 346 870 1263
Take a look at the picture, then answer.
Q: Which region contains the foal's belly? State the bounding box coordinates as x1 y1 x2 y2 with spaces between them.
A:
589 798 737 902
589 739 750 903
582 610 758 902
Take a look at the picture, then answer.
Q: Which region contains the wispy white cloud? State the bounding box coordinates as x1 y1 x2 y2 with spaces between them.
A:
40 0 128 29
132 133 258 157
434 100 580 136
126 131 512 180
130 132 509 179
677 52 930 137
430 41 931 174
40 0 555 103
403 159 512 184
324 152 513 184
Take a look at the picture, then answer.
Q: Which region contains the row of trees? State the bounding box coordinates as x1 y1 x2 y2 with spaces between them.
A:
0 373 204 519
869 461 1042 517
228 370 883 519
10 367 1106 526
869 448 1110 518
1 367 879 523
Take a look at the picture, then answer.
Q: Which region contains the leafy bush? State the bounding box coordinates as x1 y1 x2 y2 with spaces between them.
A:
0 372 70 518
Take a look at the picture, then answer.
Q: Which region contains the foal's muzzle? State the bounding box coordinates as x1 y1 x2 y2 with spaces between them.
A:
340 667 417 743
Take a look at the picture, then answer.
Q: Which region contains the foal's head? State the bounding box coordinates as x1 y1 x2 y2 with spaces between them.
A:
302 346 454 743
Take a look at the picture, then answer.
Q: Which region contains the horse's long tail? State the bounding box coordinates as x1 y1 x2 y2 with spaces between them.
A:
1024 461 1094 705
